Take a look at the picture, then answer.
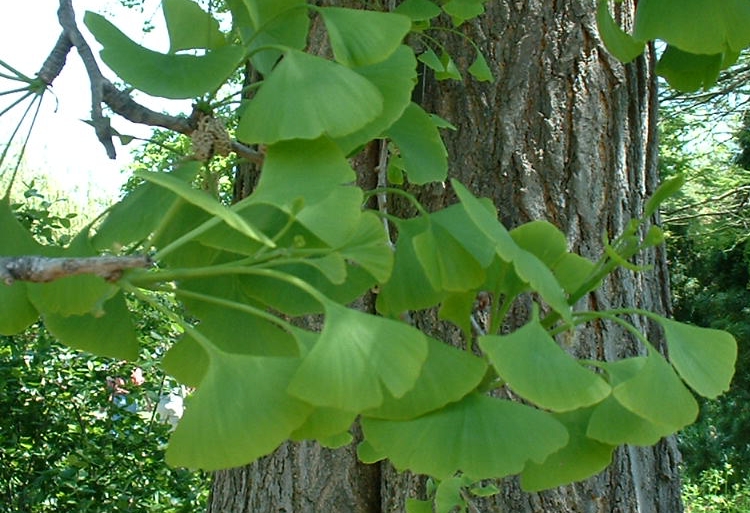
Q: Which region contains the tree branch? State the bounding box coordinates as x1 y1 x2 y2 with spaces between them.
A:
0 255 152 285
34 2 265 166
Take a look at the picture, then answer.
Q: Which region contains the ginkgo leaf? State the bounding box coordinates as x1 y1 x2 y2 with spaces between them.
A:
135 169 276 248
338 212 394 283
521 408 615 491
361 393 568 480
479 317 611 412
290 407 357 443
510 220 568 268
84 12 244 99
43 293 139 361
656 45 724 92
586 357 671 446
334 45 417 155
166 354 313 470
385 102 448 184
320 7 411 67
468 51 493 82
364 337 487 420
658 317 737 399
288 300 428 412
451 180 572 322
596 0 645 63
634 0 750 55
242 0 309 76
237 50 383 144
395 0 442 21
612 350 699 432
412 222 484 292
441 0 486 26
162 0 226 52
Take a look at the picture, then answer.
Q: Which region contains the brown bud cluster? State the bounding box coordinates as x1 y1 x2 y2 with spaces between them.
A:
191 113 232 161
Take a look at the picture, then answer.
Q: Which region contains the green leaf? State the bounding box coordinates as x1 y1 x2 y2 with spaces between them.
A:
321 7 411 67
656 45 724 92
166 354 313 470
521 408 616 491
338 212 394 283
634 0 750 54
385 102 448 184
93 162 201 252
288 300 428 412
438 290 475 336
376 217 443 316
242 0 309 76
395 0 442 21
162 0 226 52
552 253 597 295
43 293 139 360
435 51 462 80
587 358 671 446
335 46 418 155
27 231 117 317
468 51 493 82
364 337 487 420
418 48 445 72
361 393 568 480
441 0 486 26
510 220 568 268
135 169 276 248
451 180 572 322
0 282 37 335
162 336 208 388
612 350 699 432
413 222 485 292
84 12 244 99
237 50 383 144
435 476 469 513
290 407 356 443
658 318 737 399
405 499 433 513
431 204 495 267
596 0 645 63
479 318 611 412
0 198 45 334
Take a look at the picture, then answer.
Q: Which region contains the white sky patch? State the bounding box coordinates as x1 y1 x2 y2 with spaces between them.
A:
0 0 189 204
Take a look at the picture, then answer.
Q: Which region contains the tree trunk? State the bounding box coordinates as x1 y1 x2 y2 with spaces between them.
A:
208 0 684 511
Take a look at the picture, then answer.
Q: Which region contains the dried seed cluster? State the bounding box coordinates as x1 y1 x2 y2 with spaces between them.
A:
191 113 232 161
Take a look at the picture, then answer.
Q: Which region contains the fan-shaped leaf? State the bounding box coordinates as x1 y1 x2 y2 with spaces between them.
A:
237 50 383 144
361 393 568 480
479 318 610 412
321 7 411 67
658 317 737 399
166 354 313 470
364 337 487 420
162 0 226 52
385 103 448 184
596 0 645 63
84 12 244 99
288 300 428 412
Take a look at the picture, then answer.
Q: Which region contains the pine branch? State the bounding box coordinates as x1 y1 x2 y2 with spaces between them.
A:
0 255 152 285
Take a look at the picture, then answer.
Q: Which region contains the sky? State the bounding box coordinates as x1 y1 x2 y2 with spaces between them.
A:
0 0 186 204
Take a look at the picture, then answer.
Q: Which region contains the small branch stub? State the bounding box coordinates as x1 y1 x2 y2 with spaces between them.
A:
0 255 153 285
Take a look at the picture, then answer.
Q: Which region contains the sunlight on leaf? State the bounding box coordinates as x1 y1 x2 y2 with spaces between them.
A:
237 50 383 144
658 317 737 399
167 354 313 470
321 7 411 67
288 300 428 412
521 408 615 491
361 393 568 480
162 0 226 52
84 12 244 99
480 318 611 412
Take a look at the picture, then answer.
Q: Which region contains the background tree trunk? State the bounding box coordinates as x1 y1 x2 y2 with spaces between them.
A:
208 0 685 511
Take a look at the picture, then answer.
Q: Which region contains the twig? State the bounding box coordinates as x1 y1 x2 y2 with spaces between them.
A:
0 255 153 285
57 0 115 157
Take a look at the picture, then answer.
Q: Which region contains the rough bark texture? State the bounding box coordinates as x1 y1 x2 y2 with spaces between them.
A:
209 0 685 511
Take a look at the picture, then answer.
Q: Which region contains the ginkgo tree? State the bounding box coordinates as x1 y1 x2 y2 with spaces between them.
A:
0 0 745 511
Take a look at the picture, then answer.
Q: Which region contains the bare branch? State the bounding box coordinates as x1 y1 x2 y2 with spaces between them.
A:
57 0 115 158
37 32 73 85
0 255 153 285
